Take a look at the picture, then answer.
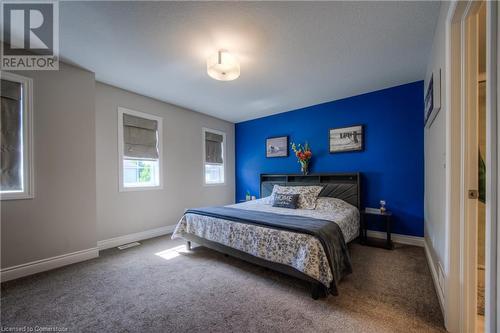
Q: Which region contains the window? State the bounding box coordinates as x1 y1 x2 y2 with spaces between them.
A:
203 128 225 185
0 73 34 200
118 107 162 191
123 159 159 188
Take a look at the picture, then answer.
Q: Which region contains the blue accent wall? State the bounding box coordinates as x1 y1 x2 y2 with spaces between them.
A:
235 81 424 237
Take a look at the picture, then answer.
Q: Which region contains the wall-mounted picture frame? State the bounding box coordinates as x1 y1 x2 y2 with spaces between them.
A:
424 73 434 125
329 125 364 153
424 68 441 128
266 136 289 158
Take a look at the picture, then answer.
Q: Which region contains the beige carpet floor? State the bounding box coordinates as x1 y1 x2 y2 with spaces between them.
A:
1 236 445 332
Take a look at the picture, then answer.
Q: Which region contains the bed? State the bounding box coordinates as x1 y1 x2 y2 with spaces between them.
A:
172 173 361 299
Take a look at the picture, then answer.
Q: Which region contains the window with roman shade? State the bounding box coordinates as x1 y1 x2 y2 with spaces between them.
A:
204 128 225 185
0 74 34 200
1 80 22 191
123 113 159 160
205 131 224 165
118 107 162 191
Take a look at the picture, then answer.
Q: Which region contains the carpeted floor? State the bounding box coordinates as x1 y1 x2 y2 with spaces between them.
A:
1 236 445 332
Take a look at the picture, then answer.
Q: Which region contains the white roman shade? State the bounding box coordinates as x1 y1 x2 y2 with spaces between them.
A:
123 113 159 159
1 79 22 191
205 131 223 164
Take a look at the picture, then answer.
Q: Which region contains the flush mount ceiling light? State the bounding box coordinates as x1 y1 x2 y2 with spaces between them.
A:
207 50 240 81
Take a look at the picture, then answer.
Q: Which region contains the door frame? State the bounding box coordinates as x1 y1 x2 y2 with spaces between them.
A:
446 1 498 332
485 1 499 332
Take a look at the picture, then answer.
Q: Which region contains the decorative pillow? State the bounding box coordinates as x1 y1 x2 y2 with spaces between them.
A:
270 185 323 209
315 197 356 211
272 193 299 209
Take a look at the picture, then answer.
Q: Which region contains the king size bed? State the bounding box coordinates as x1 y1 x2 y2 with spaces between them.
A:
172 173 361 299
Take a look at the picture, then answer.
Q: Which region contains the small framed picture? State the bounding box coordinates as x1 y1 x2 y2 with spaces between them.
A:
424 73 434 126
329 125 364 153
424 69 441 128
266 136 289 158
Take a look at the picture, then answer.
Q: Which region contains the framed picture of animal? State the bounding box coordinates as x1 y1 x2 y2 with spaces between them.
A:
266 136 289 158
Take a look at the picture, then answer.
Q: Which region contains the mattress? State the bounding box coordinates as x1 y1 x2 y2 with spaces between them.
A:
172 197 359 286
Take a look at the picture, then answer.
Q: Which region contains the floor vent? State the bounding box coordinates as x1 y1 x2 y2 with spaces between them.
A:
117 242 141 250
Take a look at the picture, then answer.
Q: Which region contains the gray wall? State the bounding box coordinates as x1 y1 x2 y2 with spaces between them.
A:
1 63 97 268
424 1 448 290
95 82 235 241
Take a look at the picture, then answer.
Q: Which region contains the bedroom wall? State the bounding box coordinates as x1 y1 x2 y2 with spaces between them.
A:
95 83 235 242
235 81 424 237
1 63 97 269
423 0 448 300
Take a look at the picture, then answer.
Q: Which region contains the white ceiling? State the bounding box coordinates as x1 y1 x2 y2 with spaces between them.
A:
60 1 440 123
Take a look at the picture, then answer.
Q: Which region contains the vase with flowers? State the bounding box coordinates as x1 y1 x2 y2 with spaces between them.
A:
291 142 312 175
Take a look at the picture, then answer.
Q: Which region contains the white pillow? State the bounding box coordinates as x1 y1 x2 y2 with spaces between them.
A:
262 195 273 205
269 185 323 209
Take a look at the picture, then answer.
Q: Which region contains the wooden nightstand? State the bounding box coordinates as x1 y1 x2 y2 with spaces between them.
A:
360 208 394 250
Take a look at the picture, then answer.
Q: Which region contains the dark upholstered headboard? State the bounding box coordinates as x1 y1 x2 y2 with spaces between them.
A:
260 173 361 209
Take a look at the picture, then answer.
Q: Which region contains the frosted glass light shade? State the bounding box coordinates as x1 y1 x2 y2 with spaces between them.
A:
207 50 240 81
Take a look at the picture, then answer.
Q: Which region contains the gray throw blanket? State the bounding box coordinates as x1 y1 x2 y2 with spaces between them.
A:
185 206 352 295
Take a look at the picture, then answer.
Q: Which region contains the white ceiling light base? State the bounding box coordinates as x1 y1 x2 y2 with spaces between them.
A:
207 50 240 81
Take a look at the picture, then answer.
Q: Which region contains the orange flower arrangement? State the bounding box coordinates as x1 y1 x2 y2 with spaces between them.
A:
291 142 312 175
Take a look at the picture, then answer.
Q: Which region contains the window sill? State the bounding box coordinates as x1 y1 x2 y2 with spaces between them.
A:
203 182 226 187
1 192 34 200
119 185 163 192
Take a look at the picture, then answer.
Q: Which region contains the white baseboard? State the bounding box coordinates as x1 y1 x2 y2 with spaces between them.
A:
98 225 176 251
1 247 99 283
424 240 445 315
1 225 177 282
366 230 425 247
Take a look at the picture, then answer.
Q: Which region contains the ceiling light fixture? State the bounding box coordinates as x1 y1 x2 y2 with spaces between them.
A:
207 49 240 81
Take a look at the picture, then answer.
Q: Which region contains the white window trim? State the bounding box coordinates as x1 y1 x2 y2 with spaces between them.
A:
117 107 163 192
0 72 34 200
202 127 226 186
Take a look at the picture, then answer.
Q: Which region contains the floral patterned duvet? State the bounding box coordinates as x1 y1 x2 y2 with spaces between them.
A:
172 197 359 287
